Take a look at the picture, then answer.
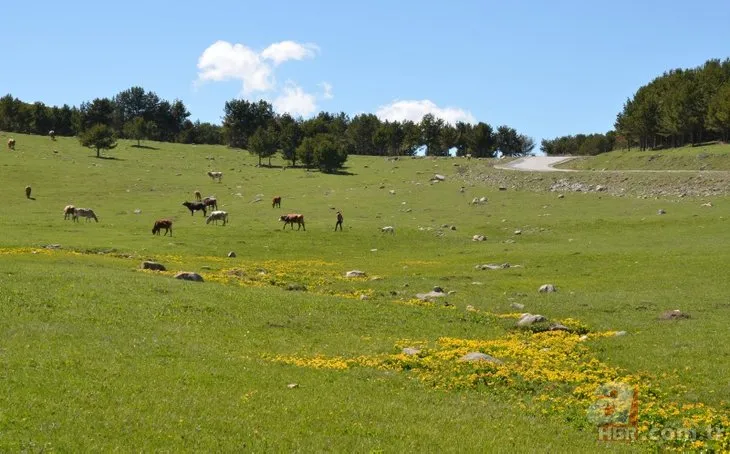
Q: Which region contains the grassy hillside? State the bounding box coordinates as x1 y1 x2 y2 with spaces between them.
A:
0 132 728 451
558 143 730 171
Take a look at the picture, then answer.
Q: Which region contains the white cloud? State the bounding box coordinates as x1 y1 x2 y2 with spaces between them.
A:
196 41 274 95
273 82 318 118
196 39 320 95
376 99 476 124
319 82 333 99
261 41 319 66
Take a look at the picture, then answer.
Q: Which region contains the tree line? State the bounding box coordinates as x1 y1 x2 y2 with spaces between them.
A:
0 86 536 170
542 58 730 155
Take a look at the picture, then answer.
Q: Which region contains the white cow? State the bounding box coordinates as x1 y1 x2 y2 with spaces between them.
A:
206 210 228 225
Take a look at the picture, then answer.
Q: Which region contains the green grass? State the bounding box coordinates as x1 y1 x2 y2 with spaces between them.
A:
0 132 729 451
558 143 730 171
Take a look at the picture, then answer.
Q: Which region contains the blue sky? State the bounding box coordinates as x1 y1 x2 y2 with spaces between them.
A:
3 0 730 148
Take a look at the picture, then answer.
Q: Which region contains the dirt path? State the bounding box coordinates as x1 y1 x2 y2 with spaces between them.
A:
496 156 577 172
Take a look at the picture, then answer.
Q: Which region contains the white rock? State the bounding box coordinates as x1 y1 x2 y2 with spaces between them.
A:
345 270 366 278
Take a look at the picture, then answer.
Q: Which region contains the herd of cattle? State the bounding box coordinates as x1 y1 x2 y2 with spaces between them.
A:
59 169 305 236
7 137 322 236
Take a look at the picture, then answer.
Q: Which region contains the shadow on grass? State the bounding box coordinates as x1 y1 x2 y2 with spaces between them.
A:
130 144 160 150
91 155 125 161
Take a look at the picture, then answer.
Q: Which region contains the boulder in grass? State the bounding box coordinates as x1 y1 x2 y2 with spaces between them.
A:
538 284 556 293
345 270 366 278
516 313 547 327
141 261 166 271
174 272 204 282
459 352 503 364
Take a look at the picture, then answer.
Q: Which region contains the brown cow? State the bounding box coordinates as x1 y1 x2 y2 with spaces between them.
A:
194 190 202 201
152 219 173 236
272 196 281 208
280 214 305 231
7 138 15 150
202 197 218 211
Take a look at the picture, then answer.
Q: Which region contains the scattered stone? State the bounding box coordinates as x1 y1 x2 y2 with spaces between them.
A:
472 235 486 241
658 209 666 215
476 263 511 270
459 352 502 364
466 305 476 312
517 313 547 327
369 276 383 281
287 383 299 389
538 284 557 293
579 335 589 341
227 251 237 258
595 185 606 192
416 290 447 301
701 202 712 207
614 331 627 336
345 270 366 278
510 302 525 310
433 286 444 293
133 209 141 214
659 309 690 320
548 323 570 332
141 261 166 271
514 230 522 235
459 187 465 193
433 174 446 181
359 294 370 301
174 272 204 282
286 283 307 291
389 190 396 195
370 249 378 252
44 244 62 249
498 186 507 191
450 225 457 231
447 290 457 295
557 194 565 199
402 347 421 356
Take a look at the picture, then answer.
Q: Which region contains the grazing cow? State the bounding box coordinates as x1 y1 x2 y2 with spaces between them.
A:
206 210 228 226
182 201 207 216
152 219 173 236
381 226 395 234
25 186 31 199
63 205 76 220
74 208 98 222
207 171 223 182
272 196 281 208
202 196 218 211
280 214 305 231
7 138 15 150
194 190 202 201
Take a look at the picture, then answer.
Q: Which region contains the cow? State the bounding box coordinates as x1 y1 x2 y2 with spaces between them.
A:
7 138 15 150
49 130 56 140
202 197 218 211
152 219 173 236
74 208 99 222
25 186 31 199
63 205 76 220
206 210 228 226
207 171 223 182
194 190 202 201
272 196 281 208
280 214 305 231
182 201 207 216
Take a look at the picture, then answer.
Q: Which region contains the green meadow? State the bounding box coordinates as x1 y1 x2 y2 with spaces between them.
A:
1 133 729 452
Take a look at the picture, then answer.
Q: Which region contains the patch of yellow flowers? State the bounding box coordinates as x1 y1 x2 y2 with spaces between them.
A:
267 330 729 451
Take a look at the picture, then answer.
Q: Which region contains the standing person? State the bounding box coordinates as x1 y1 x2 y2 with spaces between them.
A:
335 210 344 231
